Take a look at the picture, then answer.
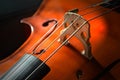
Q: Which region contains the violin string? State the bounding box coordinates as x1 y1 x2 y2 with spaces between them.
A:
25 4 120 80
31 7 92 54
76 0 111 11
3 3 101 79
25 22 89 80
7 2 116 80
4 12 73 80
3 18 66 80
23 0 111 57
88 5 120 21
27 18 61 54
24 16 80 80
32 1 112 57
32 18 63 54
32 17 69 54
81 3 111 16
32 1 111 55
4 1 115 80
37 16 80 55
3 1 113 80
33 0 113 54
16 4 107 79
29 0 111 55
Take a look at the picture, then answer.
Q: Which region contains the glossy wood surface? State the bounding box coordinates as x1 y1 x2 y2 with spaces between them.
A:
0 0 120 80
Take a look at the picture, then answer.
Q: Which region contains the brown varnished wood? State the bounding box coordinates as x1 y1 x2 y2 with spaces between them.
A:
0 0 120 80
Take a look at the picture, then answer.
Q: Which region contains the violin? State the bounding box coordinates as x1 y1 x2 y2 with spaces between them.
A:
0 0 120 80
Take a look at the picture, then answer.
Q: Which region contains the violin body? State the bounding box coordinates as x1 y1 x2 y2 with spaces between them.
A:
0 0 120 80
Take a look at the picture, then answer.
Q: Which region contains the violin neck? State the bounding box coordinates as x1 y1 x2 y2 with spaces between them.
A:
0 54 50 80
